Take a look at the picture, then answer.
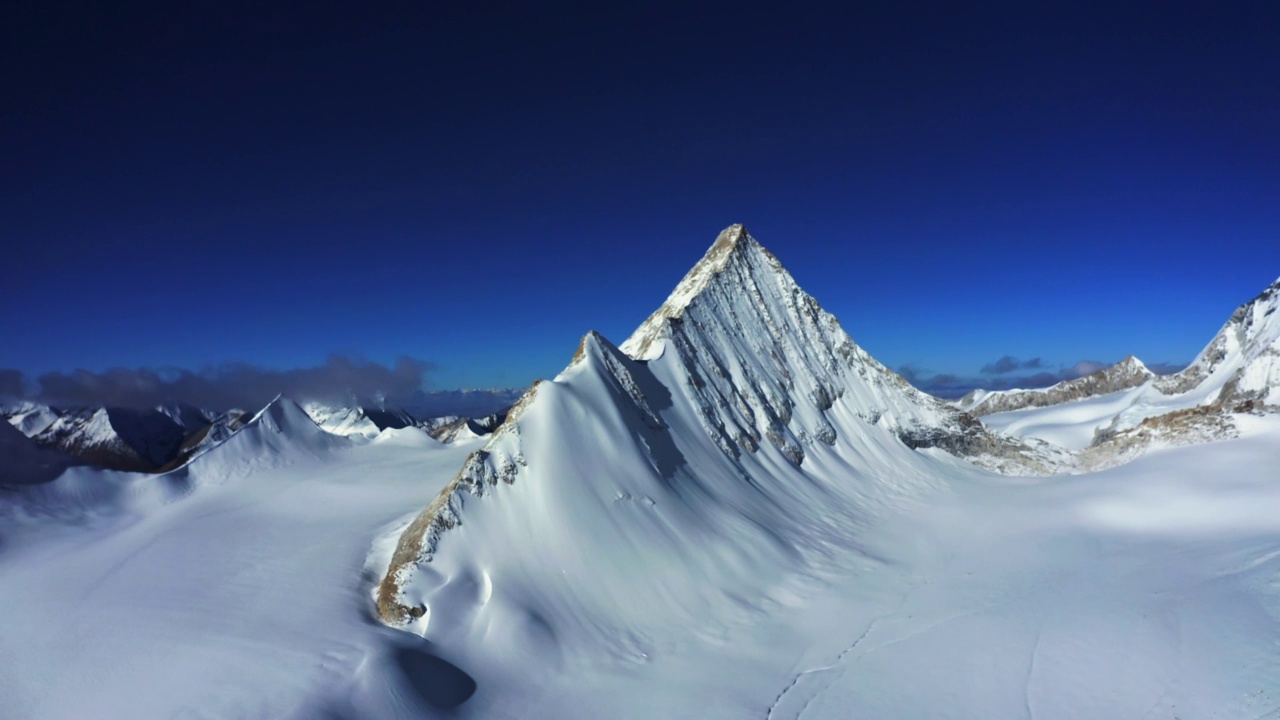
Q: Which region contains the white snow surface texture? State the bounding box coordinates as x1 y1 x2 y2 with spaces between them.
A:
2 226 1280 719
302 401 384 439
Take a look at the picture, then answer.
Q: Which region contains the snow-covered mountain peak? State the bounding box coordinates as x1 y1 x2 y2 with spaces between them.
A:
3 400 61 437
620 223 777 360
960 355 1156 417
1154 274 1280 402
30 407 159 472
0 420 75 486
301 402 380 438
247 395 324 437
1115 354 1149 373
617 224 968 455
175 396 343 479
377 225 1053 629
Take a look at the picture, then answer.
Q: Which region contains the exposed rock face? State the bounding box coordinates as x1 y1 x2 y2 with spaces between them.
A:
375 225 1056 627
1081 400 1248 472
377 382 540 624
959 356 1154 417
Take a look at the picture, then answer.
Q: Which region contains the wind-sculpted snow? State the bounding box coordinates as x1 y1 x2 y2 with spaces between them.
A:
378 226 1053 632
2 401 61 437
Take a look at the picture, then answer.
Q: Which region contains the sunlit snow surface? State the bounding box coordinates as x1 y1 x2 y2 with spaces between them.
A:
0 406 489 718
3 229 1280 718
2 413 1280 718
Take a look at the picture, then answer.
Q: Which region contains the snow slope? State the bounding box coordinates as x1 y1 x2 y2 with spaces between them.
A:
303 402 384 439
2 401 61 437
0 417 485 719
5 405 1280 718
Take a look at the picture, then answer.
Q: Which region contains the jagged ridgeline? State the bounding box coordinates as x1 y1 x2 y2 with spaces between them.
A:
376 225 1050 627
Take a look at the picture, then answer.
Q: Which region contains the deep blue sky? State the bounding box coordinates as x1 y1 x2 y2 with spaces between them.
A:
5 1 1280 400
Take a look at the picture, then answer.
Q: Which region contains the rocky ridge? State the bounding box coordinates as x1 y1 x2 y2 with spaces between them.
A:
959 356 1154 417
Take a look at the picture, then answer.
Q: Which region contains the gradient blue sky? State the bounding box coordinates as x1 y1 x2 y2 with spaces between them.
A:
5 2 1280 399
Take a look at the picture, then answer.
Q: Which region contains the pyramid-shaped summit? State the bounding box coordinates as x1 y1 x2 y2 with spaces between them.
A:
617 223 978 460
375 224 1047 629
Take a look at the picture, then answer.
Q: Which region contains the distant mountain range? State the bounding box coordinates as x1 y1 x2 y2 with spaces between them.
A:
958 276 1280 466
0 393 517 484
